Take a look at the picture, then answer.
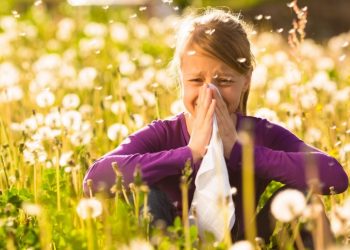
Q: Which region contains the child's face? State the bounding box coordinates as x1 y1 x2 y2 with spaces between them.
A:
180 44 251 117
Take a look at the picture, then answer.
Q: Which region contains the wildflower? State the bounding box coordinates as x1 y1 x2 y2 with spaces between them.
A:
0 85 23 103
77 67 97 89
131 114 144 129
251 65 267 89
229 240 255 250
70 129 92 146
61 110 82 131
56 18 75 41
119 60 136 76
271 189 306 222
300 90 318 109
110 100 127 115
305 127 322 143
76 198 102 219
36 89 55 108
79 37 105 56
0 62 20 87
254 108 279 122
62 93 80 109
59 151 74 167
22 203 41 216
121 239 154 250
83 22 107 37
107 123 129 141
110 22 129 43
265 89 280 106
171 99 184 115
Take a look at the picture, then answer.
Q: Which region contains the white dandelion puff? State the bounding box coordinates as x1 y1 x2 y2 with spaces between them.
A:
121 238 154 250
22 203 41 216
110 101 127 115
59 151 74 167
107 123 129 141
76 198 102 219
62 93 80 109
271 189 306 222
229 240 254 250
36 89 55 108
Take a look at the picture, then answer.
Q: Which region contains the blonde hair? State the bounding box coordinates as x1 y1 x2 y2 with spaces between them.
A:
169 8 254 115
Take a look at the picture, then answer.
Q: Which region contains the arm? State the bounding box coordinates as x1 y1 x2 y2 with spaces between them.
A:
83 120 193 196
228 119 348 194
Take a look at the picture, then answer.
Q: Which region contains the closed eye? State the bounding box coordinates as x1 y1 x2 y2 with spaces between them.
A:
217 78 234 86
189 78 202 82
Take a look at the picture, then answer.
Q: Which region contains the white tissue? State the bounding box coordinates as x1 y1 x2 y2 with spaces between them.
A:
189 84 235 240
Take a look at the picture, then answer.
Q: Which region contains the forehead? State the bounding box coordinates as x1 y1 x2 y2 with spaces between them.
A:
181 44 238 76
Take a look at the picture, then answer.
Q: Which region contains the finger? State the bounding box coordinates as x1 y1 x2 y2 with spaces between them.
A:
198 84 207 107
199 87 213 120
205 99 216 123
212 89 227 111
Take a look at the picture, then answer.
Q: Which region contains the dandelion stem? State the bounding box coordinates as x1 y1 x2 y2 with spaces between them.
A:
181 177 191 250
291 220 305 250
55 149 61 211
239 123 257 243
34 165 37 203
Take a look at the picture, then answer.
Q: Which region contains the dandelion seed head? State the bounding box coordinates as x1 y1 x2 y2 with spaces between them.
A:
107 123 129 141
76 198 102 219
62 93 80 109
22 203 41 216
121 238 154 250
36 89 55 108
110 101 127 115
229 240 254 250
131 114 144 129
271 189 306 222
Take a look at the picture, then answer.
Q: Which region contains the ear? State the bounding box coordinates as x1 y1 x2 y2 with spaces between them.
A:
243 70 252 92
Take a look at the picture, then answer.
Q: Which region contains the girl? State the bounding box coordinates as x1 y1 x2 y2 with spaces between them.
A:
83 9 348 243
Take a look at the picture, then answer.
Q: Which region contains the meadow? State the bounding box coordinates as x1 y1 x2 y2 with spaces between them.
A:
0 1 349 249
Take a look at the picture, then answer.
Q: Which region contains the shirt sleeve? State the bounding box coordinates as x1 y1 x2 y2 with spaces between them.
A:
228 119 349 194
83 120 193 196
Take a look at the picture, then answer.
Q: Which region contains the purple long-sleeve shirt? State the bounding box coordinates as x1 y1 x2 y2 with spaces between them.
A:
83 112 348 227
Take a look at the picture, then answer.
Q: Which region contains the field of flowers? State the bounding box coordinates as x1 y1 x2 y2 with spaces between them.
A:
0 1 349 249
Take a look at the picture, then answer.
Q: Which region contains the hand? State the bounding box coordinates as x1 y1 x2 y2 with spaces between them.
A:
212 90 238 159
188 85 216 163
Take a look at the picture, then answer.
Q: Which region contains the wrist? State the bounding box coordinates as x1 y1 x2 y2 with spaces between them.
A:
188 145 203 163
